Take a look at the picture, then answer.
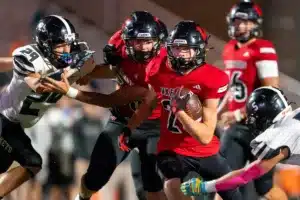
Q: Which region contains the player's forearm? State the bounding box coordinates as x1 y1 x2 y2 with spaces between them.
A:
127 91 157 130
201 160 267 193
75 91 121 107
91 64 117 79
74 85 155 109
176 111 214 144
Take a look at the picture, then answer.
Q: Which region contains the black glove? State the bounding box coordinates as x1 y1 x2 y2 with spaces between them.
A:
103 44 122 66
71 50 95 69
170 89 191 114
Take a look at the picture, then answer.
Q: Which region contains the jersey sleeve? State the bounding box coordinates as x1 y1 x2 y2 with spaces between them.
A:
203 68 229 99
250 128 291 160
12 55 35 77
108 30 124 49
255 41 279 80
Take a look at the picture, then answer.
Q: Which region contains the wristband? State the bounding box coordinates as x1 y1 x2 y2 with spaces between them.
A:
66 87 79 98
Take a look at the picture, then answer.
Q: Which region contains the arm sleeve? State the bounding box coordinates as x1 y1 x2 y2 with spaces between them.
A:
204 70 229 99
255 42 279 79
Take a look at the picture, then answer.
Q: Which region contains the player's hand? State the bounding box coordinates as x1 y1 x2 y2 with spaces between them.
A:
220 111 237 127
103 44 122 66
170 87 191 114
180 177 204 196
40 70 70 94
72 50 95 69
118 126 132 152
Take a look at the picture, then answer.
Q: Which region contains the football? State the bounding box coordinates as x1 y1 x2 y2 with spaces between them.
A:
178 88 203 121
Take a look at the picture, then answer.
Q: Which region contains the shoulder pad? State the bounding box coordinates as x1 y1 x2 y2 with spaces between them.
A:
12 44 50 73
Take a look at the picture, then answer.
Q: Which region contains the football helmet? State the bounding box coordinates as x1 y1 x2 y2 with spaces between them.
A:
122 11 167 62
34 15 79 68
227 0 263 43
167 20 208 74
246 86 291 134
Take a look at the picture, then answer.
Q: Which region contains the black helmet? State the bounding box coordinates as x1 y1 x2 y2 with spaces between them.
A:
122 11 166 62
167 20 208 74
226 0 263 43
246 86 290 134
34 15 79 68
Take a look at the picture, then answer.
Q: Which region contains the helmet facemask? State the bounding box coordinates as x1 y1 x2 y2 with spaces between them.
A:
167 43 206 74
124 37 160 63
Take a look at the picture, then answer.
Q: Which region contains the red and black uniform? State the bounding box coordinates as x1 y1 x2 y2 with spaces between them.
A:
148 49 242 200
81 11 166 198
220 1 279 198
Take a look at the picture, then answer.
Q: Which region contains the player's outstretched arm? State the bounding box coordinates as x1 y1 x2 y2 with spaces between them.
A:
12 56 48 93
42 72 156 111
181 147 289 196
176 98 219 144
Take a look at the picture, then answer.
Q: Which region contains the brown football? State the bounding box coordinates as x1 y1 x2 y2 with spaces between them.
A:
178 88 203 121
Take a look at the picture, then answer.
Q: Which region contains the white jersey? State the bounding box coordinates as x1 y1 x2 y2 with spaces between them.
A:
0 44 94 128
250 108 300 165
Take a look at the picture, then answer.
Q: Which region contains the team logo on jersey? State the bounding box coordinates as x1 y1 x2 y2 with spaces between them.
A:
192 85 201 90
160 87 178 97
243 51 250 57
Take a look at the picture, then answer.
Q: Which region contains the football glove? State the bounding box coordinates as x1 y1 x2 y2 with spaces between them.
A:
118 126 132 152
180 177 205 196
103 44 122 66
170 88 191 114
71 50 95 69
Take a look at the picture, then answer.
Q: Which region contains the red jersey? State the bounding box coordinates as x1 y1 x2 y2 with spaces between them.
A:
108 30 161 119
223 39 279 111
149 51 229 157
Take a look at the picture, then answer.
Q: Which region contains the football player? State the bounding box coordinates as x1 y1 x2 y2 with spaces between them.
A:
0 15 91 198
146 21 242 200
181 87 298 197
0 15 149 199
41 11 168 200
217 1 286 199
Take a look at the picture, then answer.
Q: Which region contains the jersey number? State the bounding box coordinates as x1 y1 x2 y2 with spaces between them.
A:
20 92 62 116
20 48 39 62
162 99 182 134
231 71 247 102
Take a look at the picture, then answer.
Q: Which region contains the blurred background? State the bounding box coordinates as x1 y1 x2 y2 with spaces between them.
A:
1 0 300 199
